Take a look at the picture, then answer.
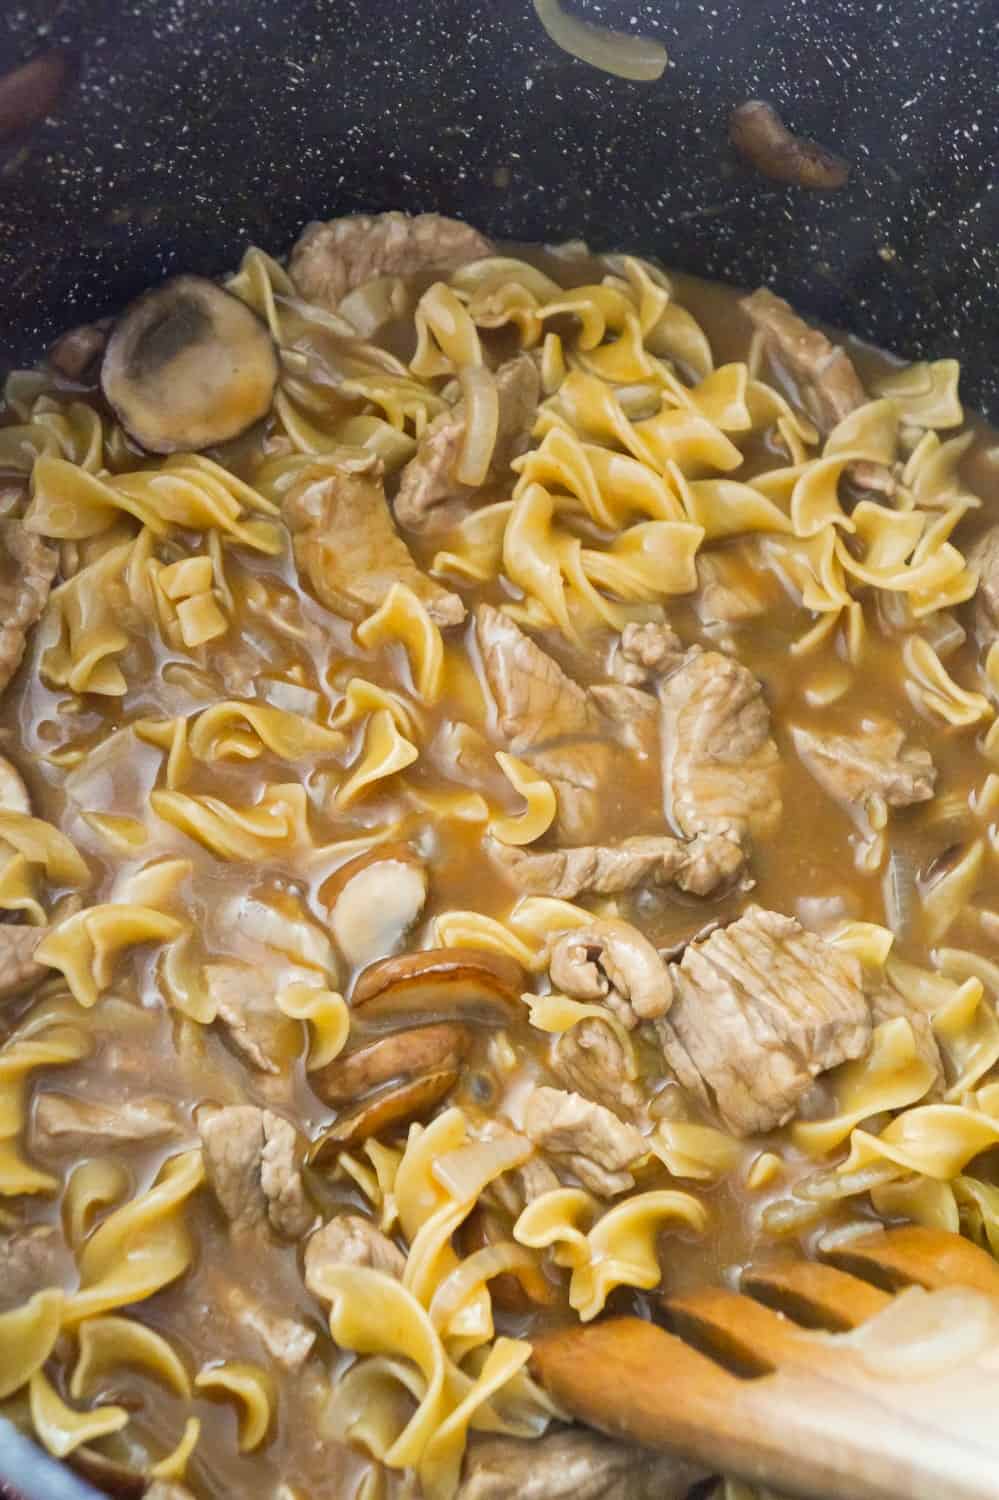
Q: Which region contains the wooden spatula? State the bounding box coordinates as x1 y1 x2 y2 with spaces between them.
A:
530 1226 999 1500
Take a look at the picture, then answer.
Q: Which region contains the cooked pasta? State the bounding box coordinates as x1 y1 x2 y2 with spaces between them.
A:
4 213 999 1500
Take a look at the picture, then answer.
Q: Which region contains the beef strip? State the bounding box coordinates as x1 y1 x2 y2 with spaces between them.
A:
792 722 936 819
694 549 768 626
199 1105 314 1239
395 353 540 533
587 683 659 758
548 918 673 1027
488 1155 562 1219
206 962 284 1074
289 212 493 312
968 524 999 652
741 286 867 434
551 1020 648 1126
0 522 58 696
214 1277 316 1371
0 924 49 999
457 1429 705 1500
659 646 782 853
32 1092 181 1152
0 1224 73 1312
283 460 465 627
303 1214 406 1299
654 906 871 1135
523 1086 645 1197
488 830 745 901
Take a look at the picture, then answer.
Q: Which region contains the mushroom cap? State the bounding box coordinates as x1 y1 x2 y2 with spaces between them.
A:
310 1020 471 1108
321 842 428 971
101 274 279 453
307 1068 458 1164
351 946 526 1026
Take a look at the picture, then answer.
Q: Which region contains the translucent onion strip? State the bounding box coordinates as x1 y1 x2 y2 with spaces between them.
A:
533 0 668 81
456 367 500 487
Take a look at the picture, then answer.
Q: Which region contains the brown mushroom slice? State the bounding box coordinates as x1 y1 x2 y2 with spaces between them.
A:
308 1068 458 1165
311 1021 471 1108
351 947 525 1027
101 275 279 453
320 843 428 970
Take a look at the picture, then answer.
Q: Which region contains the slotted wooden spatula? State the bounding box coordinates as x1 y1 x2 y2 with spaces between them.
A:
530 1226 999 1500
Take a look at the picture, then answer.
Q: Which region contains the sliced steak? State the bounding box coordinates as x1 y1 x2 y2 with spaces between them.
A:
523 1086 645 1197
488 1156 562 1218
659 646 782 853
548 918 673 1027
214 1277 316 1371
458 1429 704 1500
199 1105 314 1240
206 962 284 1075
655 906 871 1135
395 353 540 533
792 721 936 819
32 1092 181 1153
694 549 768 626
741 286 867 433
304 1214 406 1299
0 521 58 696
552 1019 648 1126
283 460 465 626
289 212 493 311
487 831 744 900
0 1224 73 1312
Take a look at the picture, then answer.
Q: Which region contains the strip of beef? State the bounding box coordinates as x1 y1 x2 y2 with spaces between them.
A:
792 721 936 820
488 1156 562 1218
395 354 541 533
552 1019 648 1126
213 1277 316 1371
457 1429 705 1500
0 1224 73 1312
0 522 58 695
523 1086 645 1197
289 212 493 312
488 831 745 901
0 924 49 1000
303 1214 406 1300
587 683 658 758
283 460 465 627
741 286 867 433
968 524 999 653
694 548 769 627
655 906 871 1135
206 962 284 1074
548 918 673 1027
659 646 782 856
199 1105 314 1240
32 1092 181 1152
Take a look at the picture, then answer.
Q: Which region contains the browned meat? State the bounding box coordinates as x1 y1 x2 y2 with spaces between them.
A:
729 101 849 191
199 1105 314 1239
0 522 58 696
488 831 744 901
0 924 49 1000
214 1278 316 1371
527 741 619 844
659 646 782 852
694 550 768 626
548 918 673 1027
289 212 493 311
587 684 659 758
283 461 465 627
523 1086 645 1197
206 962 284 1074
552 1019 648 1126
0 1225 72 1312
477 604 604 748
32 1092 181 1152
458 1430 704 1500
488 1156 562 1218
394 354 540 533
304 1215 406 1299
968 524 999 651
741 286 867 433
792 722 936 818
610 620 684 685
655 906 871 1135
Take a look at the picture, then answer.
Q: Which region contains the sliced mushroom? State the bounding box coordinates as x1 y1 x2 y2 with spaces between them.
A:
307 1069 459 1165
351 947 525 1026
548 918 673 1028
101 275 279 453
310 1020 471 1108
321 842 428 970
48 318 112 382
0 754 30 814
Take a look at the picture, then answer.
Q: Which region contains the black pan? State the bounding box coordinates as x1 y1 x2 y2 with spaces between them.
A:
0 1 997 1497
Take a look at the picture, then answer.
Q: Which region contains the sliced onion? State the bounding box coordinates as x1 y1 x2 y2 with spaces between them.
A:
456 366 500 488
533 0 668 82
433 1132 532 1204
428 1242 538 1331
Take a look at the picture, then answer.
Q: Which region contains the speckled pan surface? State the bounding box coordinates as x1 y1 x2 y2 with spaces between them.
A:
1 0 997 414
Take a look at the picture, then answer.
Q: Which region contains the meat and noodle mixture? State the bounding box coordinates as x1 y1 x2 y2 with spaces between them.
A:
3 212 999 1500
